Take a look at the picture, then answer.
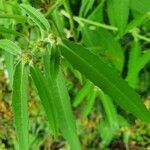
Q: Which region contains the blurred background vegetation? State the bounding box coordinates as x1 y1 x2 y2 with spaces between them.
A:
0 0 150 149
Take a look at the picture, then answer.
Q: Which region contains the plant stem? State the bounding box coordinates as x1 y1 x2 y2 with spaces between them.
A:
61 10 118 31
135 34 150 42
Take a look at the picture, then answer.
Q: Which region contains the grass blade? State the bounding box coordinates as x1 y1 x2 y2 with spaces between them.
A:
12 62 29 150
59 40 150 122
0 39 21 55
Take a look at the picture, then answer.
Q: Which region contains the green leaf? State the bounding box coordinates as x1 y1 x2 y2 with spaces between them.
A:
0 14 27 22
0 25 24 37
98 120 115 147
59 40 150 122
50 46 61 78
51 9 65 37
0 39 21 55
125 12 150 33
20 4 50 32
98 89 119 128
12 62 29 150
79 0 95 17
82 85 97 117
138 50 150 71
43 52 81 150
4 52 14 87
82 28 124 70
88 0 105 22
30 66 58 138
117 115 129 127
126 40 141 87
130 0 150 14
54 70 81 150
126 40 150 88
73 80 92 107
43 45 60 79
107 0 130 35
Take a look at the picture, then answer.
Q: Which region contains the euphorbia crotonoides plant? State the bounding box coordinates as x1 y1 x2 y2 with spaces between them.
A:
0 1 150 150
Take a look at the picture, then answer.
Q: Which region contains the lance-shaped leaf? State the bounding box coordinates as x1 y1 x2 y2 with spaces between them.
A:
125 12 150 33
81 28 124 70
0 26 24 37
98 89 119 129
0 39 21 55
130 0 150 14
59 40 150 122
43 52 81 150
0 14 27 22
107 0 130 35
73 80 92 107
126 40 150 88
126 40 141 87
82 85 97 117
4 52 14 88
79 0 95 17
98 120 115 146
54 70 81 150
20 4 50 32
30 66 58 138
12 62 29 150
